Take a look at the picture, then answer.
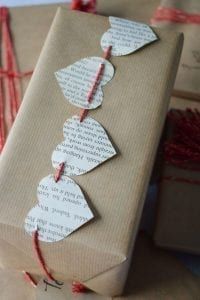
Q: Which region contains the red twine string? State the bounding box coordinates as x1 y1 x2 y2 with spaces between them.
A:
0 7 32 152
79 45 112 122
162 109 200 185
151 6 200 25
54 162 65 182
25 230 86 293
33 230 56 282
23 271 37 288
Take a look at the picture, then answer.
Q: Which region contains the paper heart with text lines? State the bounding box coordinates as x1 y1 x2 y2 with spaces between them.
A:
51 115 117 176
55 56 114 109
101 16 158 56
24 175 94 242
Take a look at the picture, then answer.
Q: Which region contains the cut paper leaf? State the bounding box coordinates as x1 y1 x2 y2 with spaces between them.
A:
101 16 158 56
55 56 114 109
24 174 94 242
52 115 117 176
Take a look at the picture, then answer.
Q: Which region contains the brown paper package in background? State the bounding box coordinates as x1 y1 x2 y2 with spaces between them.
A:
0 6 182 297
1 233 200 300
154 99 200 254
151 0 200 101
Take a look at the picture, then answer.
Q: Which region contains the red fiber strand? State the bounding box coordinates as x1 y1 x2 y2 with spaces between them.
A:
87 63 105 103
54 162 65 182
0 74 5 152
151 6 200 24
0 7 32 152
32 231 86 294
33 230 56 282
79 46 112 122
23 271 37 288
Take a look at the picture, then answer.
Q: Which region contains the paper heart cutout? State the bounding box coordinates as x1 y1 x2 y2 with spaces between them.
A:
52 115 117 176
101 16 158 56
24 175 94 242
55 56 114 109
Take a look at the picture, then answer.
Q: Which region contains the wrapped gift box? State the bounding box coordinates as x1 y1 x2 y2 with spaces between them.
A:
151 0 200 101
154 100 200 255
0 7 182 297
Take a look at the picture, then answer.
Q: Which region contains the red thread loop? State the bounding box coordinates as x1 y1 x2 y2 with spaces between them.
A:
72 281 86 294
54 162 65 182
151 6 200 24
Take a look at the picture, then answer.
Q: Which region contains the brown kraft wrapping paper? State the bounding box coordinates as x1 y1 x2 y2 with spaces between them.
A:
0 8 183 296
1 233 200 300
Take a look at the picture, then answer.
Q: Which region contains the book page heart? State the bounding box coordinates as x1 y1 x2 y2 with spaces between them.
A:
101 16 158 56
24 175 94 242
55 56 114 109
51 115 117 176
